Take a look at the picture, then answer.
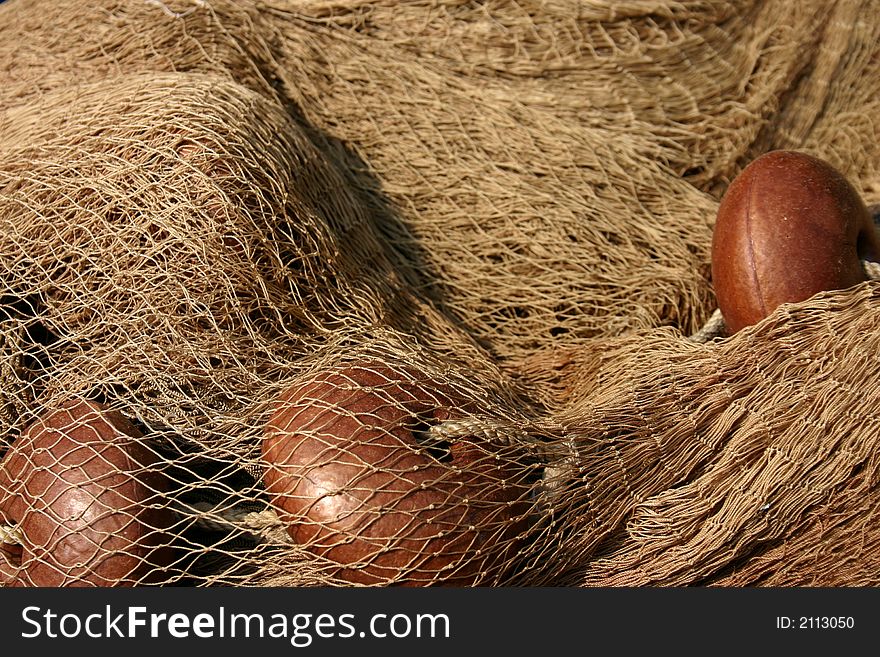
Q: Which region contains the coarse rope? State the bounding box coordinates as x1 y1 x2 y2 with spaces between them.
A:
0 524 22 546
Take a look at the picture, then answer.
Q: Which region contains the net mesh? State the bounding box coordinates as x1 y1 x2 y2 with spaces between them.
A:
0 0 879 586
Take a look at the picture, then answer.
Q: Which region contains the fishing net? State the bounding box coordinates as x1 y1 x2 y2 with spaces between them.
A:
0 0 878 586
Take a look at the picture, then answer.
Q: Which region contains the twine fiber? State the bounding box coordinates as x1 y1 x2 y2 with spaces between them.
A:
0 0 878 586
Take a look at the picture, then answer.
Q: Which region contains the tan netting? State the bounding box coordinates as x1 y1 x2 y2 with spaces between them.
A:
0 0 879 586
